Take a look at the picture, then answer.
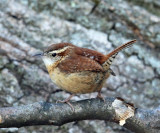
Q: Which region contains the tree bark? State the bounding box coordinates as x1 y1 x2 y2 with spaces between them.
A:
0 97 159 133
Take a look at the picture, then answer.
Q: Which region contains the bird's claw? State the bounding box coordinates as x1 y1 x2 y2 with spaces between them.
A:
56 99 75 111
96 92 105 102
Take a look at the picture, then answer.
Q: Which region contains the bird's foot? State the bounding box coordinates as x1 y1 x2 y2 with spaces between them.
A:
56 94 75 111
96 92 105 102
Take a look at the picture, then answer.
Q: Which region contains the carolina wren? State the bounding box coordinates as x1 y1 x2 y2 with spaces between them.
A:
34 40 136 110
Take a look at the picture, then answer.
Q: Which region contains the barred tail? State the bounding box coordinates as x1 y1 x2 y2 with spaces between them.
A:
103 39 136 69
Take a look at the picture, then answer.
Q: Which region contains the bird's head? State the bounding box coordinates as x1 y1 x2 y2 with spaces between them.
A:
33 43 74 72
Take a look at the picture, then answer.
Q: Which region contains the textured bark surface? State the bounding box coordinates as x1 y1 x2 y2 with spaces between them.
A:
0 0 160 132
0 98 160 133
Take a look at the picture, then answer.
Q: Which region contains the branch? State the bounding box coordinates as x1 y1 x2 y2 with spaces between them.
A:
0 97 159 133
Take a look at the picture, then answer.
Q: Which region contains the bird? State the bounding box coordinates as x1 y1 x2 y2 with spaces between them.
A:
34 39 136 110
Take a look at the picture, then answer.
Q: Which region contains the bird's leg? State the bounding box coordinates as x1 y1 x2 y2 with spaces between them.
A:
56 94 75 111
96 91 105 102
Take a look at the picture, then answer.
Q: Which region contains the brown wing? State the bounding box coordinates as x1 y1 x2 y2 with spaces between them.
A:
75 47 106 64
58 55 103 73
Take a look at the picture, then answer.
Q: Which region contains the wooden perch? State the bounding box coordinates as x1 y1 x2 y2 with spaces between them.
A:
0 97 159 133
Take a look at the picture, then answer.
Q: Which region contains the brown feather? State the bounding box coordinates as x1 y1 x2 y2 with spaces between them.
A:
44 43 75 53
58 54 103 73
105 40 136 60
74 47 105 64
102 40 136 70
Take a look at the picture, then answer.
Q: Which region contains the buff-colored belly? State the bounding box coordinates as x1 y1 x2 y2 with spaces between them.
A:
49 68 107 94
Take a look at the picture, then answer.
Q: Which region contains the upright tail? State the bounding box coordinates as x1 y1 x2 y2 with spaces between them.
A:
103 39 136 70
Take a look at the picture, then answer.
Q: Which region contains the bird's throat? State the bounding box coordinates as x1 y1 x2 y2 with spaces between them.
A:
42 57 59 73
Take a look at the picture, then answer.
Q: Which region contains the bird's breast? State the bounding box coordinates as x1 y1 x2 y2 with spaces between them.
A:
49 68 107 94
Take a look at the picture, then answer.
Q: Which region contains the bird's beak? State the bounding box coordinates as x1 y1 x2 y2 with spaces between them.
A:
32 52 44 57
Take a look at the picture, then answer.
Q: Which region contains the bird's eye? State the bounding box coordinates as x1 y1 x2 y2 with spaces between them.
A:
52 53 57 57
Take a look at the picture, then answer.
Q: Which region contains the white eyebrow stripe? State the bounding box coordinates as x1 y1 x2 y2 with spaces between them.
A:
49 46 72 54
